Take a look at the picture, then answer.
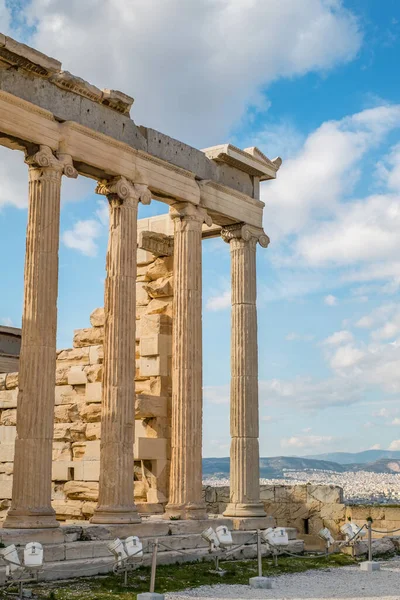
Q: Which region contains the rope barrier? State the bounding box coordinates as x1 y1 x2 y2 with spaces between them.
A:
371 527 400 535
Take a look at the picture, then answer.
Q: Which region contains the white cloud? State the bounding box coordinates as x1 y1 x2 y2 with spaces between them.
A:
329 344 365 370
281 434 334 450
391 418 400 426
62 220 102 257
26 0 362 146
389 440 400 451
370 444 381 450
206 290 231 311
0 147 29 210
286 332 315 342
324 295 337 306
323 330 353 345
203 385 230 405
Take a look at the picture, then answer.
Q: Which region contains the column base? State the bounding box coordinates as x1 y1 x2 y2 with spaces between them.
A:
165 502 207 521
3 508 59 529
223 502 266 518
91 505 141 525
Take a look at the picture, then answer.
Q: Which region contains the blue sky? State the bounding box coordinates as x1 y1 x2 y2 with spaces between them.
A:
1 0 400 457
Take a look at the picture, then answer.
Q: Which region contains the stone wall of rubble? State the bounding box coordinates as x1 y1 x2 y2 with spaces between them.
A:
0 241 173 522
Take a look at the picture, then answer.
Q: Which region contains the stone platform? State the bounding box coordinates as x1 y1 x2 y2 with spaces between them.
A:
0 517 304 581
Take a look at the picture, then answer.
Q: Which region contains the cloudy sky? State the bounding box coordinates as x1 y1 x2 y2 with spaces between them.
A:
1 0 400 458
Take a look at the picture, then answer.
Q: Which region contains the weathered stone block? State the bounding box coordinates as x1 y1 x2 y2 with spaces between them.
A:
320 503 346 521
137 314 172 339
56 366 69 385
145 276 173 299
5 373 18 389
0 389 18 409
0 409 17 426
70 423 87 442
0 425 16 444
135 395 167 418
54 423 72 441
145 298 173 317
84 364 103 383
140 334 172 357
67 366 87 385
140 355 169 377
146 257 173 281
90 307 105 327
73 327 104 348
137 248 156 266
86 382 102 403
0 444 15 462
0 374 6 391
307 484 343 506
54 405 72 423
0 479 13 499
86 423 101 440
80 403 102 422
54 384 76 406
135 437 167 460
64 481 99 501
137 282 150 306
52 442 72 461
57 347 90 366
89 345 103 365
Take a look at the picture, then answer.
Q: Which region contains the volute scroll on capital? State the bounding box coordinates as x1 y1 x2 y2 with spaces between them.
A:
95 176 151 207
221 223 270 248
170 202 212 227
25 145 78 178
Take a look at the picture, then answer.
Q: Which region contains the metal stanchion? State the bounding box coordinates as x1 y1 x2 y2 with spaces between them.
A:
248 530 272 590
359 520 380 572
368 521 372 563
137 538 165 600
257 529 262 578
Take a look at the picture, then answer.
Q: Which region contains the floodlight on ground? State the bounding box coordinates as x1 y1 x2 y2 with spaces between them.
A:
318 527 335 548
125 536 143 558
108 538 128 566
201 527 220 548
24 542 43 569
261 527 289 547
215 526 233 547
341 522 366 542
2 544 21 575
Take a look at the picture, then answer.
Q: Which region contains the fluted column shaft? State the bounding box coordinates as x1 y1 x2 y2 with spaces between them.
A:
166 203 211 520
222 224 269 518
4 146 77 529
92 178 150 524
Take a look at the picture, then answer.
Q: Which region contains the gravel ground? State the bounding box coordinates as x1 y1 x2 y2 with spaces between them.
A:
165 559 400 599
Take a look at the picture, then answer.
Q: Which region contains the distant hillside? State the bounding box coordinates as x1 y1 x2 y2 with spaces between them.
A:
203 456 345 479
306 450 400 465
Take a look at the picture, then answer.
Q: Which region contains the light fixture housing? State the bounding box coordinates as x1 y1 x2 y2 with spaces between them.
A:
125 536 143 558
318 528 335 547
215 525 233 547
24 542 43 569
201 527 220 548
341 522 366 542
261 527 289 547
2 544 21 574
108 538 128 566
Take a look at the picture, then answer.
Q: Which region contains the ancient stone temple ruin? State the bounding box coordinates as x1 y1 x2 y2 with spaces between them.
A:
0 34 281 533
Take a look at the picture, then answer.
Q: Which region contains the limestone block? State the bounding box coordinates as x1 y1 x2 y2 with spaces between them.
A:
145 298 173 317
70 423 87 442
145 276 173 299
73 327 104 348
67 366 88 385
259 486 274 502
82 502 97 518
204 487 217 504
1 463 13 476
0 409 17 426
308 516 324 534
137 314 172 339
135 395 167 418
146 257 173 281
53 501 84 521
84 364 103 383
137 248 156 266
290 485 308 504
90 307 105 327
56 366 70 385
274 486 293 502
134 480 148 499
54 405 72 423
135 437 168 460
54 423 72 441
149 377 171 396
5 373 18 389
52 461 76 481
307 484 343 505
57 347 90 366
138 231 174 258
140 356 169 377
215 487 230 503
0 445 15 462
55 385 76 406
64 481 99 501
383 507 400 521
86 382 102 403
86 423 101 440
140 334 172 358
0 389 18 409
0 374 6 391
53 442 72 461
137 282 150 306
89 345 103 365
80 461 100 481
320 503 346 521
72 441 100 460
0 479 13 499
0 425 16 444
80 403 102 422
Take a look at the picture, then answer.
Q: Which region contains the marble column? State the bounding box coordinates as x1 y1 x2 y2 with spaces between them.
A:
4 146 77 529
221 224 269 518
165 203 211 520
92 177 150 524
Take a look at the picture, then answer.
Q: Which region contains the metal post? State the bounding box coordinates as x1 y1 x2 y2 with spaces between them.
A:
368 521 372 563
19 580 23 600
124 567 128 587
274 551 278 567
257 529 262 577
150 538 158 593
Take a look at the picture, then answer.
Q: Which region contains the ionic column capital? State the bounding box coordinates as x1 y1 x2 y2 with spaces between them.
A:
25 145 78 179
96 176 151 207
221 223 270 248
170 202 212 226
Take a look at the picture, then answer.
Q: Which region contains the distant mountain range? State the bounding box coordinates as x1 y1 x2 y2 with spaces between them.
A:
202 450 400 479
